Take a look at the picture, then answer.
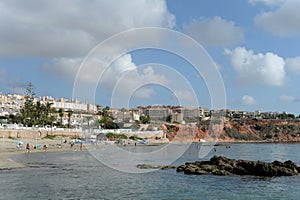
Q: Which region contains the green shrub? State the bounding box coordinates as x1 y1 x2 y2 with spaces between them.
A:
8 135 15 140
106 132 128 139
288 125 296 131
210 119 222 124
118 134 128 139
265 134 272 139
224 127 255 140
129 135 143 141
43 134 56 140
219 134 225 140
254 124 262 131
106 132 116 139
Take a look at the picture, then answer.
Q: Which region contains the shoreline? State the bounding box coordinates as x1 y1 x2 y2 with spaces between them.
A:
214 139 300 144
1 138 300 170
0 138 168 170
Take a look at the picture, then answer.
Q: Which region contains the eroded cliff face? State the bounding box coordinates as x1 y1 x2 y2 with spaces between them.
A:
164 119 300 142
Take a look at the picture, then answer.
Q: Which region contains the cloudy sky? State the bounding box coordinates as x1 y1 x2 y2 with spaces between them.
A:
0 0 300 114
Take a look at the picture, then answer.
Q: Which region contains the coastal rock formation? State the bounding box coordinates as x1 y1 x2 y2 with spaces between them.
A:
177 156 299 176
219 119 300 142
164 119 300 142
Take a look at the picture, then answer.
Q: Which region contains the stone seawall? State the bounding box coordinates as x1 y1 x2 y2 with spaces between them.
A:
0 130 81 139
0 129 164 140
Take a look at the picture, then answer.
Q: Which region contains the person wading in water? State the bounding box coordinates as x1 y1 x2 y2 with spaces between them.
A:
26 143 30 154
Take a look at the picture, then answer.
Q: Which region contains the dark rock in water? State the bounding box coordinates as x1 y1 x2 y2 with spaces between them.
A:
284 160 298 171
137 156 299 176
161 165 176 170
136 164 162 169
176 156 299 177
176 165 185 172
184 166 198 174
195 169 209 175
137 164 176 170
211 169 230 176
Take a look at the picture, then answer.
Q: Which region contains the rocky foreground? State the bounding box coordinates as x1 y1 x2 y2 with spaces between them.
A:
138 156 300 176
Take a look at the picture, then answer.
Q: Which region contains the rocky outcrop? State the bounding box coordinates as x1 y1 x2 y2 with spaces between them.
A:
137 156 299 176
219 119 300 142
176 156 299 176
136 164 176 170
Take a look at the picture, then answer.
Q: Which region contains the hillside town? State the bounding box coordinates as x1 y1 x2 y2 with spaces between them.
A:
1 91 299 131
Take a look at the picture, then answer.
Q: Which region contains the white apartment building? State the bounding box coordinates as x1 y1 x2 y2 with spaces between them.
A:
40 96 97 113
0 93 24 115
0 93 98 116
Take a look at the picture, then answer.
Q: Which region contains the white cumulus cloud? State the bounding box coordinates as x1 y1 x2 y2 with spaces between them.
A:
34 0 176 102
248 0 284 6
44 54 168 100
183 16 244 47
133 87 156 99
225 46 285 87
173 90 198 106
254 1 300 36
0 0 175 57
241 95 257 106
43 57 82 81
280 95 300 102
286 56 300 74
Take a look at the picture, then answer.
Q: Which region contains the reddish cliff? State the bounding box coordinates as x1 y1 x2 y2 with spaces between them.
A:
164 119 300 142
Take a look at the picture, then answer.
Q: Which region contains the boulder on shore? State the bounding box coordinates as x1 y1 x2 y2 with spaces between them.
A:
177 156 299 176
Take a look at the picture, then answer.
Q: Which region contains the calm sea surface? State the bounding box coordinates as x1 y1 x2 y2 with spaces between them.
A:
1 143 300 199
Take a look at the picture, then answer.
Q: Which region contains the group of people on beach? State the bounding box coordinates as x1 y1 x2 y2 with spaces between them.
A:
70 141 83 150
18 143 44 154
17 142 30 153
17 139 84 154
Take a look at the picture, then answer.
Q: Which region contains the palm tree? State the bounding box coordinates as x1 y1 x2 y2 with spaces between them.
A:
99 115 109 129
98 107 120 129
58 108 64 126
67 109 73 128
86 115 93 130
45 102 56 126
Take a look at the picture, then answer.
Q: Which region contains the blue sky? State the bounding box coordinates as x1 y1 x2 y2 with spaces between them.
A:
0 0 300 114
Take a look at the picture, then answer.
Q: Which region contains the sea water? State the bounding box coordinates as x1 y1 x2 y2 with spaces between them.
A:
1 143 300 199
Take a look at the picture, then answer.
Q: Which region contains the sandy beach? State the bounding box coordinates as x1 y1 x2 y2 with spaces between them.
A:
0 137 80 170
0 134 169 170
